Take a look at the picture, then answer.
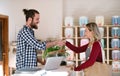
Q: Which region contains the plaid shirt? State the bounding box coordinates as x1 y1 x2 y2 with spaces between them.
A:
16 25 46 70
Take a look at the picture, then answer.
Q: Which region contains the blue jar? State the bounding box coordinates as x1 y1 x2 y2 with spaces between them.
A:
80 28 85 37
65 28 74 38
112 50 120 60
111 27 120 37
112 16 120 25
111 39 120 48
118 28 120 36
79 16 88 26
118 16 120 25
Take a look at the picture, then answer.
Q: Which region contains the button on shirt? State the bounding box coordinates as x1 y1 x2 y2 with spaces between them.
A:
16 25 46 70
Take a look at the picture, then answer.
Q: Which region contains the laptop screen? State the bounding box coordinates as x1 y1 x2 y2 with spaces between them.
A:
44 56 64 70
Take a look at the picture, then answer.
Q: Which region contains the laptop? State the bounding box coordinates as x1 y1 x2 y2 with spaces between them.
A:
15 56 64 74
43 56 64 70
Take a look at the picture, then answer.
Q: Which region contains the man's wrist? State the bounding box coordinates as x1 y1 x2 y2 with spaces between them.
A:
53 41 57 46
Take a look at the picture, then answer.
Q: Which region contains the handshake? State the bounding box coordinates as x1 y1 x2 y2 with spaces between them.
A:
55 40 66 47
46 39 66 48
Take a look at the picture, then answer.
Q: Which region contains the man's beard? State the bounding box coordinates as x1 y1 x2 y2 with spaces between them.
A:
30 21 38 29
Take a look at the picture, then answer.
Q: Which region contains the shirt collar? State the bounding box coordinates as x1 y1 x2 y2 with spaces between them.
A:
24 25 34 36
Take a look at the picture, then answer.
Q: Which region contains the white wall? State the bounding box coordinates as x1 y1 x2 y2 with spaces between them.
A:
1 0 120 42
0 0 63 42
0 65 3 76
63 0 120 25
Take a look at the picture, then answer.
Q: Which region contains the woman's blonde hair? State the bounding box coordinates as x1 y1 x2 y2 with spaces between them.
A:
86 22 101 41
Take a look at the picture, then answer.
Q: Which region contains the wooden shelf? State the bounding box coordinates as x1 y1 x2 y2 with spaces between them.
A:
62 26 75 28
109 48 120 50
62 37 76 39
109 37 120 38
107 25 120 27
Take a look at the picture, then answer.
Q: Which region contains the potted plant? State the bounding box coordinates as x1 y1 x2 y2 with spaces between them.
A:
43 45 68 58
42 45 69 65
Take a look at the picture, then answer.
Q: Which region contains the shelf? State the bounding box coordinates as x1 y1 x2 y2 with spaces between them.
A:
77 37 88 39
62 26 75 28
109 48 120 50
77 37 108 39
107 25 120 27
108 59 120 62
62 37 76 39
109 37 120 39
104 48 107 50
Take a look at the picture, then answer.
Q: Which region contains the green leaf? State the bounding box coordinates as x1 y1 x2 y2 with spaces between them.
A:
42 46 59 58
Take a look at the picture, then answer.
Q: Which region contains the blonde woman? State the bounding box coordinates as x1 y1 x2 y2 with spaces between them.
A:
65 22 102 71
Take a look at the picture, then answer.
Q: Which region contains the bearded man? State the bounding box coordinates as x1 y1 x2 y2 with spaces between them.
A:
16 9 64 70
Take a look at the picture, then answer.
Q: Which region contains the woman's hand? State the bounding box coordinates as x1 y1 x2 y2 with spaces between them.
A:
56 40 66 46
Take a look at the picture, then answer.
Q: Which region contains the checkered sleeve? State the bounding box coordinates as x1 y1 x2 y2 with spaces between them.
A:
22 28 46 50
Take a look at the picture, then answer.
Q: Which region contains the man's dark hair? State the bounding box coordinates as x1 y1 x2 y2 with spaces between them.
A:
23 9 39 21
